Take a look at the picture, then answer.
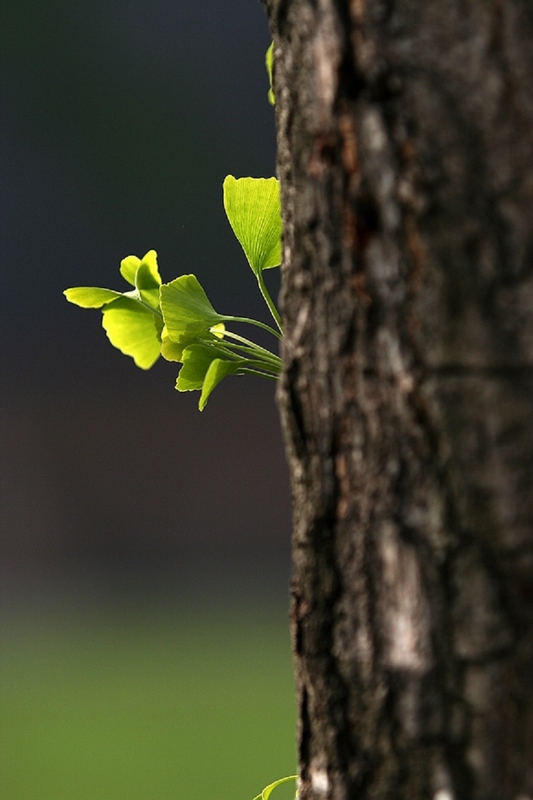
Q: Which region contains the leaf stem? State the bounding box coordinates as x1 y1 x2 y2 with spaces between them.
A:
215 329 282 366
227 315 282 340
241 368 279 381
195 335 281 376
216 340 281 369
125 289 163 318
256 269 282 332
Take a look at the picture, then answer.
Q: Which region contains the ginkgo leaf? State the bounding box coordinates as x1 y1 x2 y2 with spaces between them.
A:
65 251 162 311
161 323 228 364
101 297 161 369
175 344 245 409
135 250 161 288
119 256 140 287
199 358 243 411
135 263 161 311
223 176 282 275
176 344 220 391
64 286 123 308
160 274 227 342
252 776 298 800
160 327 186 362
120 250 161 289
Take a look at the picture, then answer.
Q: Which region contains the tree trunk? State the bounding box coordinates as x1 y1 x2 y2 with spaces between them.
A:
263 1 533 798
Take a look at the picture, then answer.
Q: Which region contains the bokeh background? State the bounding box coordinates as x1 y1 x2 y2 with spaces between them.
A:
0 2 295 797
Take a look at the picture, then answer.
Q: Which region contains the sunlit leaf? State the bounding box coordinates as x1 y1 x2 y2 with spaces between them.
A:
223 176 282 275
176 344 219 391
160 274 227 342
101 297 161 369
120 250 161 293
252 775 298 800
119 255 141 287
135 269 160 311
65 251 162 312
199 358 243 410
175 344 245 410
160 326 186 362
136 250 161 286
63 286 123 308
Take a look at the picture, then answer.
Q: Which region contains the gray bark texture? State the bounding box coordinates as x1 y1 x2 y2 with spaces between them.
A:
262 1 533 798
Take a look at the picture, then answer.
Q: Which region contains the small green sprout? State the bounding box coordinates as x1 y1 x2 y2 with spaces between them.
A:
252 775 298 800
265 42 275 106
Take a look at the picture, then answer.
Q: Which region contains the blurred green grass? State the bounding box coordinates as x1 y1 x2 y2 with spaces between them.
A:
0 603 296 800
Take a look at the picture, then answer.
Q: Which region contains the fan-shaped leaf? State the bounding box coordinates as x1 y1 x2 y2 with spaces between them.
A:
223 176 282 275
160 326 186 363
64 286 123 308
199 358 243 410
101 297 161 369
120 249 161 290
176 344 244 410
160 274 227 342
176 344 218 391
119 256 140 287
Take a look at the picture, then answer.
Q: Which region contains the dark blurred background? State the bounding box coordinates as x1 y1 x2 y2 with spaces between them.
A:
0 3 295 798
0 0 291 603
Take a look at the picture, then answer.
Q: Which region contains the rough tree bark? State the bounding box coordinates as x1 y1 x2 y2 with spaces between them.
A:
262 1 533 798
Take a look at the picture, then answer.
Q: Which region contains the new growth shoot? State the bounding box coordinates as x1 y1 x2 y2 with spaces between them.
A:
64 176 283 410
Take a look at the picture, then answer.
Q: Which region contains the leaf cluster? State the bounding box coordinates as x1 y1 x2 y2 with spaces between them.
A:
64 177 283 410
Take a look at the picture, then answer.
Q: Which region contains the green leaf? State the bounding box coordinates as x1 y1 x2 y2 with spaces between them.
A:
137 250 161 286
160 274 227 343
199 358 243 411
135 268 160 311
63 286 123 308
252 776 298 800
65 251 162 311
176 344 244 410
223 176 282 275
266 42 275 105
120 250 161 291
119 255 140 286
160 326 186 363
64 251 163 372
176 344 219 391
161 321 227 363
101 297 161 370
